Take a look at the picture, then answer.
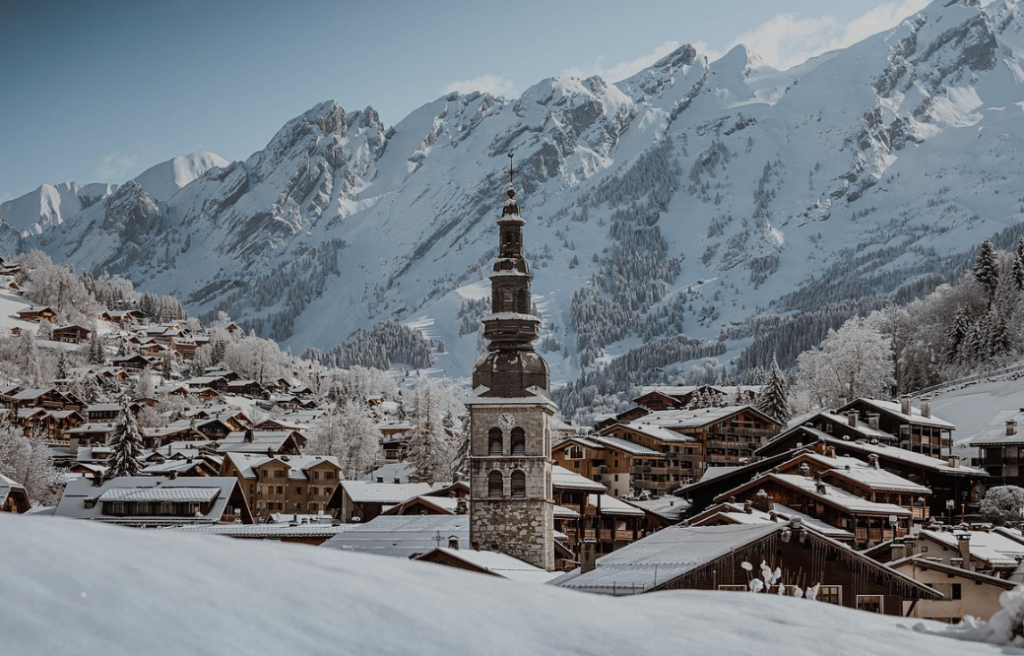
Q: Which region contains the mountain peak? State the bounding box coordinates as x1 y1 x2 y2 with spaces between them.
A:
132 151 229 202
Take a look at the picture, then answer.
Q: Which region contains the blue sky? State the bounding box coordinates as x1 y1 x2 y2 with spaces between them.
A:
0 0 947 201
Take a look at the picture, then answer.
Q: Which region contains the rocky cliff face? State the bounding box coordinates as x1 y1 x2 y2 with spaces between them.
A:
14 0 1024 384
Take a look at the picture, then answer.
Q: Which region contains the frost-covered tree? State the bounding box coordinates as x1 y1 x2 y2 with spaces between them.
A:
136 367 155 399
23 261 97 322
0 421 59 505
795 317 894 408
55 350 70 380
87 327 105 365
980 485 1024 525
974 237 1000 301
161 348 174 381
16 329 43 387
223 335 289 385
1014 236 1024 293
754 354 791 424
307 400 381 478
107 405 144 478
405 383 459 484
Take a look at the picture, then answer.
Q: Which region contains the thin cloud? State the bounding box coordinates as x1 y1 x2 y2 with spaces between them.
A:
729 0 930 70
440 74 516 98
562 40 691 83
95 152 140 181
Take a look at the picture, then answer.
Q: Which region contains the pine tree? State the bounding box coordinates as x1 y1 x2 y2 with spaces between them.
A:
17 329 42 387
946 307 972 362
755 354 792 424
973 237 1000 301
1014 236 1024 292
162 347 174 381
405 384 454 484
87 328 105 364
107 404 144 478
55 350 70 380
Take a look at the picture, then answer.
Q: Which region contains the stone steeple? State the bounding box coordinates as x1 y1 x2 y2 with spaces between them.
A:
473 180 550 398
466 157 555 571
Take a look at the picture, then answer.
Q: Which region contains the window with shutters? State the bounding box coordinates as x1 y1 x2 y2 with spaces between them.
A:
511 427 526 456
488 428 503 455
488 471 503 499
510 470 526 499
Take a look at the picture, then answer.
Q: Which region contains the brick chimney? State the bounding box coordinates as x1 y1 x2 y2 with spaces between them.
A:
900 395 911 416
847 411 858 428
956 533 973 571
867 413 880 430
921 397 931 419
1008 419 1018 437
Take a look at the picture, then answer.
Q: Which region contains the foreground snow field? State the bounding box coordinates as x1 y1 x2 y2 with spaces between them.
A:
0 515 1012 656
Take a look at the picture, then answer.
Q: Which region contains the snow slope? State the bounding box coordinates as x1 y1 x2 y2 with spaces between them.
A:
0 514 1007 656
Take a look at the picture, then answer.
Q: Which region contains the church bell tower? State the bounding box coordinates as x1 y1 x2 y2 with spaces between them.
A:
466 155 555 571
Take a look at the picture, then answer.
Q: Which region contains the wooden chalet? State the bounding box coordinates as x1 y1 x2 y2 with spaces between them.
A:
754 427 985 518
0 474 31 513
970 412 1024 486
109 354 151 370
51 324 91 344
141 424 209 448
54 476 253 526
711 471 913 548
330 481 435 523
552 521 941 615
865 527 1024 579
16 306 57 323
595 424 700 495
600 405 782 485
8 387 83 411
220 453 342 518
214 430 304 455
837 397 954 458
686 500 855 543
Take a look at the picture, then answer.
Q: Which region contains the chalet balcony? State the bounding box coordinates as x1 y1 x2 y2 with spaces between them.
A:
713 427 776 440
979 455 1022 466
583 529 638 542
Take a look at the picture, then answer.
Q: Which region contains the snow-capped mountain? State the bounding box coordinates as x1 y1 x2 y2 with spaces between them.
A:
132 151 229 202
0 151 227 243
15 0 1024 386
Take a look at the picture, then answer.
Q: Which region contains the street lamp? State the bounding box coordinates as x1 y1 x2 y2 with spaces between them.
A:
888 514 898 540
946 499 955 526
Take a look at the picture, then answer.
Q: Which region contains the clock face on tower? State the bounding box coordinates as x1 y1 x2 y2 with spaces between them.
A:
498 412 516 430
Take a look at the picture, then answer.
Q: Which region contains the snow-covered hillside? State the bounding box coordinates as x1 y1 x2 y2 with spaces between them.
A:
15 0 1024 386
0 514 1006 656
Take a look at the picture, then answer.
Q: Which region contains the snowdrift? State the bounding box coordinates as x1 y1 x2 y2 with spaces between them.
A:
0 515 1009 656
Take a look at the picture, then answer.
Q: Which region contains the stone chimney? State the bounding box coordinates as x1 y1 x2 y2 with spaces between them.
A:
754 489 774 512
956 533 973 570
890 539 906 561
868 454 880 470
455 497 468 515
1008 419 1018 437
867 413 880 430
743 500 753 514
921 397 931 419
847 411 858 428
826 446 837 459
947 455 960 469
799 463 811 478
900 395 911 416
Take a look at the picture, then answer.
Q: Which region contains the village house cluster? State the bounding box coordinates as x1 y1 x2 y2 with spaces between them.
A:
1 191 1021 627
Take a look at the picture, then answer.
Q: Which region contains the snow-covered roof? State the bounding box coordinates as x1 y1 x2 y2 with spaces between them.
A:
320 515 469 559
768 474 911 516
610 421 696 444
340 481 434 504
552 523 785 594
224 452 340 480
97 487 220 503
639 405 774 430
796 452 931 494
815 412 897 441
55 476 243 524
921 529 1024 568
167 523 355 539
761 427 987 477
463 385 556 409
417 547 562 584
620 495 690 522
588 494 645 517
589 434 664 456
551 465 606 492
846 398 956 430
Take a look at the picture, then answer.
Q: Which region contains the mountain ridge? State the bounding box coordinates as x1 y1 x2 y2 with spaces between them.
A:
10 0 1024 387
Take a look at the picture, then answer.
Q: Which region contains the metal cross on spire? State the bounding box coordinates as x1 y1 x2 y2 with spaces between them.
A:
508 152 516 186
